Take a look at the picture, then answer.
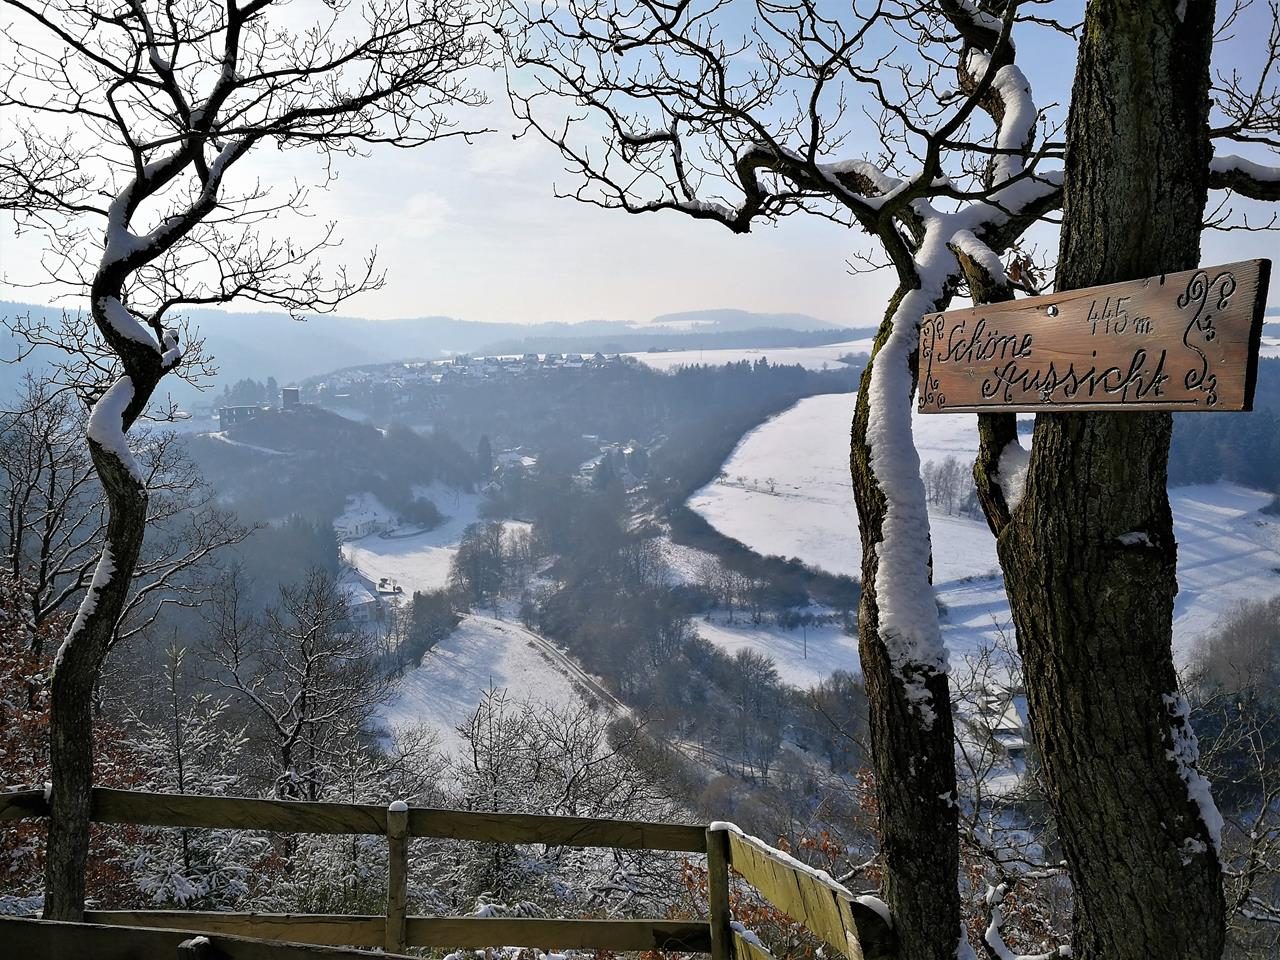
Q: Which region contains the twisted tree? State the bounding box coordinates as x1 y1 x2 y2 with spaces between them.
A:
501 2 1067 956
0 0 487 918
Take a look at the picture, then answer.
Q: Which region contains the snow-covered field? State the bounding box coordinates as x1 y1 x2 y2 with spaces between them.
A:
695 615 859 688
627 339 874 372
689 392 1280 667
341 484 484 594
342 492 596 757
688 393 1008 583
377 614 587 759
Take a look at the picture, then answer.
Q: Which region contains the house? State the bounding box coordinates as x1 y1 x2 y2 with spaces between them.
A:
218 404 269 431
281 386 301 409
339 580 381 625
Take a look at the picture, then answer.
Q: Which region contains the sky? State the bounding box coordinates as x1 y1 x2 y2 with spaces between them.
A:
1 1 1278 327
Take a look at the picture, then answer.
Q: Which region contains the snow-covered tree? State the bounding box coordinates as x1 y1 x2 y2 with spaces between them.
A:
202 568 390 802
0 376 250 662
120 645 267 909
441 689 685 917
501 2 1064 954
0 0 488 919
959 0 1280 954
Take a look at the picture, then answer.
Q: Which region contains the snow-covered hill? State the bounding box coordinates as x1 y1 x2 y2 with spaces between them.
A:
689 392 1280 667
342 496 602 757
377 614 592 759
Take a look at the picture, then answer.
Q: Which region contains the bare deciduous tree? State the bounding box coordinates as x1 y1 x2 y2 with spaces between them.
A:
203 567 391 803
959 0 1280 956
500 2 1065 954
0 375 250 658
0 0 488 917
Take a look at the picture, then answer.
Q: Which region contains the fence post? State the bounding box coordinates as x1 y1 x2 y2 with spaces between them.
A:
706 827 733 960
385 800 409 954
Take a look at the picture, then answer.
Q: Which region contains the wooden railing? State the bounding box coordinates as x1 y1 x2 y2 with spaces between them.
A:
0 786 896 960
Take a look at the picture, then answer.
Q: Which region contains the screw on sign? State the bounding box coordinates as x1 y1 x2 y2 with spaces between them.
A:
918 259 1271 413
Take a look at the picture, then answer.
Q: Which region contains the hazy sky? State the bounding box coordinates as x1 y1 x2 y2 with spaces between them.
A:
1 1 1277 326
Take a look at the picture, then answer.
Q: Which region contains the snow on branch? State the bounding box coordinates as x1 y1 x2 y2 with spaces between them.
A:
982 882 1070 960
85 376 146 485
1209 154 1280 200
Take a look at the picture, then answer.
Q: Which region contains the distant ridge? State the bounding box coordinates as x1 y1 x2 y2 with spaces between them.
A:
0 301 853 401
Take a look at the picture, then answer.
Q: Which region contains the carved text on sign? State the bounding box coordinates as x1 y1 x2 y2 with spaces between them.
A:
918 260 1269 413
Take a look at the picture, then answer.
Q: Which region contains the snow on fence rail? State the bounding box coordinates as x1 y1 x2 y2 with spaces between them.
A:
0 787 896 960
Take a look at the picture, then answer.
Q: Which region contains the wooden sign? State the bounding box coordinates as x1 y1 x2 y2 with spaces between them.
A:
918 259 1270 413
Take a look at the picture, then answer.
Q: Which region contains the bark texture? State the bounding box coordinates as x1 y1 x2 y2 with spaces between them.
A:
44 446 148 920
850 285 960 960
994 0 1226 956
44 280 162 920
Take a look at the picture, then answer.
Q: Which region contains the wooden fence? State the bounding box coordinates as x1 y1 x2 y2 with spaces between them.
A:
0 786 896 960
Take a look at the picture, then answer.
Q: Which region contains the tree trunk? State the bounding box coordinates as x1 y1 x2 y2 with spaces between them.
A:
994 0 1226 956
850 285 959 960
44 445 148 921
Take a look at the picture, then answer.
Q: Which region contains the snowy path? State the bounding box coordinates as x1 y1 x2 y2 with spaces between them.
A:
689 392 1280 672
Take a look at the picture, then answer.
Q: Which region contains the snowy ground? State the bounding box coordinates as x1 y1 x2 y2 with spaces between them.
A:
342 493 598 758
377 614 588 759
205 431 289 456
688 393 1008 584
627 339 874 372
689 392 1280 668
341 484 484 594
656 537 720 586
336 492 399 533
695 614 858 688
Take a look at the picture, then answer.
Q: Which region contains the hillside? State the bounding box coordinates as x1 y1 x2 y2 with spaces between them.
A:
688 391 1280 666
377 614 593 760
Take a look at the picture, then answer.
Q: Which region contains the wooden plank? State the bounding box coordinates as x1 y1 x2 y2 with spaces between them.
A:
384 802 409 953
90 788 390 835
0 916 412 960
86 912 712 955
723 831 895 960
706 828 734 960
732 929 776 960
407 806 708 851
918 259 1270 413
405 917 713 952
86 911 384 948
79 789 706 850
0 788 49 820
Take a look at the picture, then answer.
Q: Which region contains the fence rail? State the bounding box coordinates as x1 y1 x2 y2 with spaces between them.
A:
0 787 708 850
2 786 896 960
0 915 416 960
719 829 895 960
